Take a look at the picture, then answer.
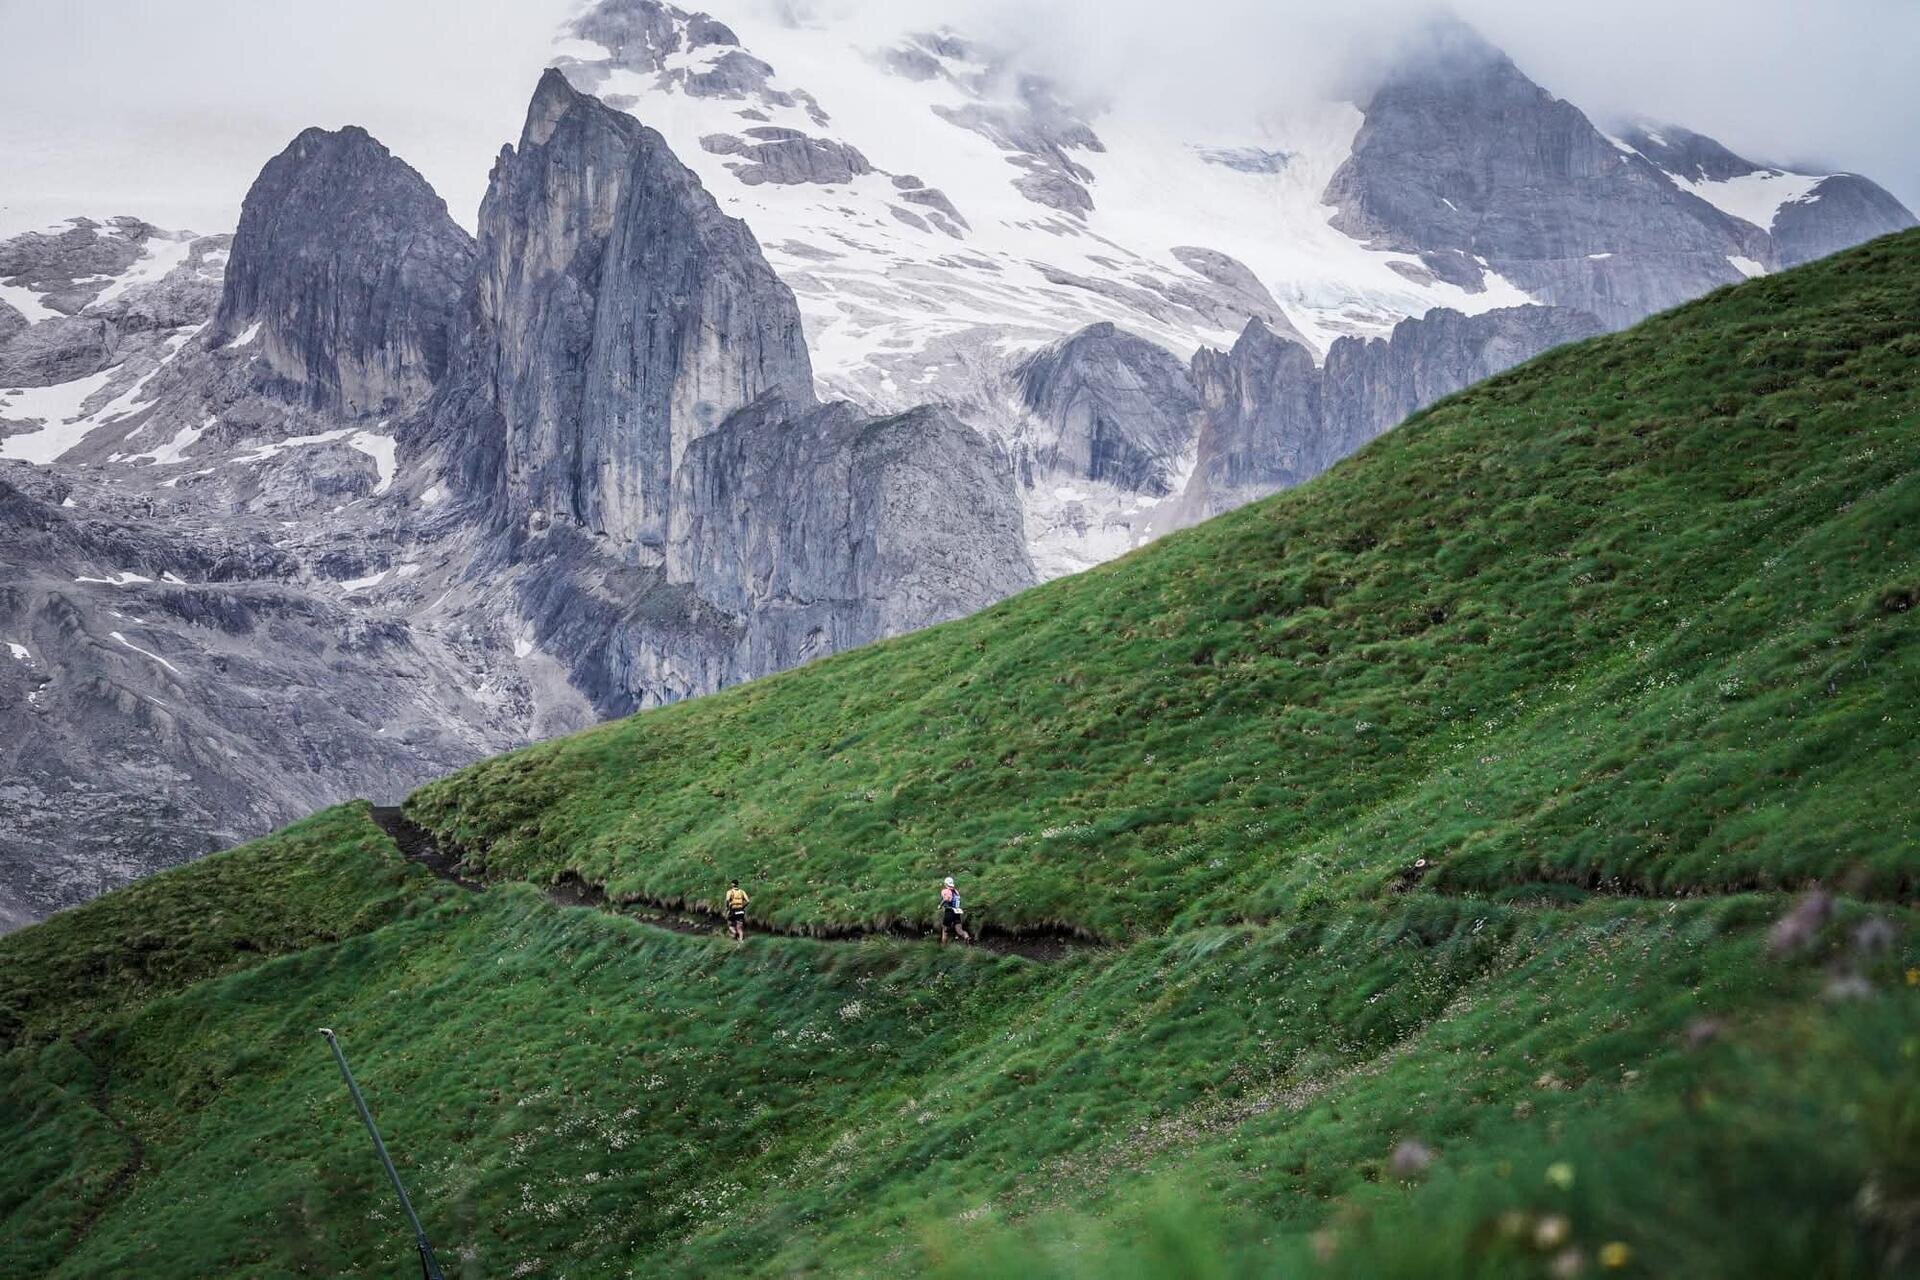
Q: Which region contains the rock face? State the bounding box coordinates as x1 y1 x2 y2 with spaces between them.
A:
1187 320 1328 505
211 127 476 417
667 398 1033 678
1324 18 1755 329
1004 303 1601 527
425 70 1030 713
1012 323 1202 496
1182 305 1603 517
435 68 815 555
1318 304 1605 465
1771 175 1917 267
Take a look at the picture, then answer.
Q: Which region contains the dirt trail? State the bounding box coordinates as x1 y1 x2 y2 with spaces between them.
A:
368 805 1098 963
66 1033 146 1251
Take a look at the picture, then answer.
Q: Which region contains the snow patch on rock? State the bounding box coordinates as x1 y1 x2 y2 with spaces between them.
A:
108 630 181 675
1673 169 1823 232
347 427 398 494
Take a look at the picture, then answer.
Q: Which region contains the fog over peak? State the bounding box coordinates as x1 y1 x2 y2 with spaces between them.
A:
771 0 1917 193
0 0 1912 237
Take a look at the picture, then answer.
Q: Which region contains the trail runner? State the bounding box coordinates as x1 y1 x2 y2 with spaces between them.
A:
939 876 973 945
724 880 750 942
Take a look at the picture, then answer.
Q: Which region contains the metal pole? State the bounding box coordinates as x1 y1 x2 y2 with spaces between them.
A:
318 1028 446 1280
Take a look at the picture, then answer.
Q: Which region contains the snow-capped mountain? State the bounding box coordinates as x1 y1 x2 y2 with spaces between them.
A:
0 2 1911 926
542 1 1911 572
548 3 1522 402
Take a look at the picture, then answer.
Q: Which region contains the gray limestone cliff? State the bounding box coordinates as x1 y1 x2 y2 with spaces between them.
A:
1182 305 1601 517
211 127 476 416
1324 18 1755 328
1771 175 1916 268
1186 320 1328 509
1318 304 1604 467
667 398 1033 677
1012 322 1202 496
421 70 1030 712
432 68 814 555
1008 303 1599 524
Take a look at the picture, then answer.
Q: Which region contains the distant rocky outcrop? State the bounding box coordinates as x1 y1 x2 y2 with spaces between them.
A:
701 128 873 186
422 69 1030 712
211 126 476 416
1771 175 1916 267
1185 304 1603 517
1324 18 1756 329
1012 322 1203 496
1187 320 1328 502
1008 303 1602 526
1323 304 1604 460
1613 123 1916 268
0 220 226 390
668 398 1032 678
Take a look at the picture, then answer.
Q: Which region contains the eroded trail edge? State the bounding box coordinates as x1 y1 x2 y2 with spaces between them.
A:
368 805 1101 962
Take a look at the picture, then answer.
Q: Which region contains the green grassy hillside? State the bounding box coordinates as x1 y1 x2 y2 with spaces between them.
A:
412 232 1917 934
4 231 1918 1278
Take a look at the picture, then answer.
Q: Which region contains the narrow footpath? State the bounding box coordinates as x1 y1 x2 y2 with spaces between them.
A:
368 805 1097 962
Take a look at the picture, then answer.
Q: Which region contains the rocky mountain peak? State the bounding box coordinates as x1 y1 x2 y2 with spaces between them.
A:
1324 15 1766 328
1617 122 1758 185
1014 323 1203 497
438 69 814 555
1225 316 1297 363
524 66 587 147
212 124 476 417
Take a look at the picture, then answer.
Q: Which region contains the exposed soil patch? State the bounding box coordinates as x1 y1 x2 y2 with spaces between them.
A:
369 806 486 892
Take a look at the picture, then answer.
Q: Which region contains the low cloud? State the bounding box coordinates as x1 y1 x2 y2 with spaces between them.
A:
1 0 1912 238
778 0 1919 201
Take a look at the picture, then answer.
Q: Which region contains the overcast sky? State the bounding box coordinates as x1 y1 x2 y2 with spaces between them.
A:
1 0 1914 237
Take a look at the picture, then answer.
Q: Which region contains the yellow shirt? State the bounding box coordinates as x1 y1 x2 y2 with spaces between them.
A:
725 888 749 910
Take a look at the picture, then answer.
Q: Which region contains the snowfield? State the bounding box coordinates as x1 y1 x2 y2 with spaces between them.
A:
550 1 1531 410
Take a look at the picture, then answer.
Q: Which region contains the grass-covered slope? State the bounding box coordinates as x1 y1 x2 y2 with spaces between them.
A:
3 232 1918 1278
412 232 1918 935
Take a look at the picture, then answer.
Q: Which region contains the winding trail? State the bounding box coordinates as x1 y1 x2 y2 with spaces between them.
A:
368 805 1098 963
66 1033 146 1251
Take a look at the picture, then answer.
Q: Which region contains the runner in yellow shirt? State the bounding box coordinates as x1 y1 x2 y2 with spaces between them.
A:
723 879 750 942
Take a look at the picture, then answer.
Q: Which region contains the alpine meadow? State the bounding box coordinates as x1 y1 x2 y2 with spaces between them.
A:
4 227 1917 1277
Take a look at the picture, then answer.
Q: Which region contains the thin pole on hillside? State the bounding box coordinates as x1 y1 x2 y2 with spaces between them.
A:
319 1028 447 1280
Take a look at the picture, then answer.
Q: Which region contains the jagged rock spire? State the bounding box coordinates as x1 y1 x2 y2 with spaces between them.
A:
213 125 475 416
